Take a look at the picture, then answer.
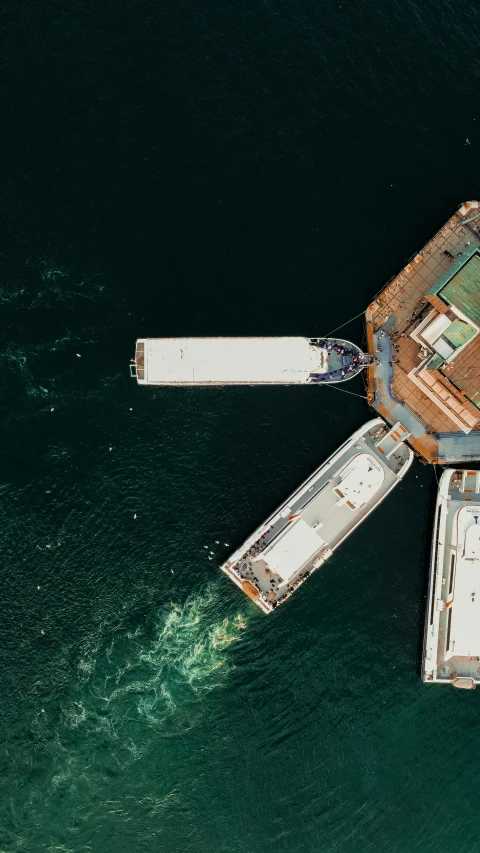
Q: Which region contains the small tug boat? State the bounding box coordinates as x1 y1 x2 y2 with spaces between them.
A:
220 418 414 613
423 468 480 689
130 337 374 386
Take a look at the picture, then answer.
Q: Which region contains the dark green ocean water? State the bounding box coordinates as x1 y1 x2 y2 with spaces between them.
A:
1 1 480 850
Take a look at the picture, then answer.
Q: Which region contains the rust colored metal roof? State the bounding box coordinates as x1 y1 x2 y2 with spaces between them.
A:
441 334 480 410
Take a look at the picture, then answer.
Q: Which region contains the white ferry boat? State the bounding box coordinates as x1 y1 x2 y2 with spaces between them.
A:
130 337 374 386
422 468 480 689
220 418 414 613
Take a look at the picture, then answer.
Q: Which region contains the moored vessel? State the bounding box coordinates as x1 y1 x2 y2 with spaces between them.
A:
422 468 480 688
130 336 374 386
220 418 414 613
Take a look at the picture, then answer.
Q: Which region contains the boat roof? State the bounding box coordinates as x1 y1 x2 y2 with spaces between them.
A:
255 518 324 583
449 505 480 657
336 453 384 508
252 452 387 584
138 337 326 384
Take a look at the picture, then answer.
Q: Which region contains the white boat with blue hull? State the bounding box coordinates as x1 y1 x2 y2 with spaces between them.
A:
423 468 480 689
130 336 374 386
220 418 414 613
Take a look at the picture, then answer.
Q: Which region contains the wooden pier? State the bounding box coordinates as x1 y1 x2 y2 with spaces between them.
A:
365 202 480 464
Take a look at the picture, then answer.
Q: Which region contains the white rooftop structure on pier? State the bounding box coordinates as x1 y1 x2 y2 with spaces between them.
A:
134 337 329 385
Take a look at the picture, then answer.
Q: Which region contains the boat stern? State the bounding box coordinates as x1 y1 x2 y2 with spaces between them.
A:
130 339 145 383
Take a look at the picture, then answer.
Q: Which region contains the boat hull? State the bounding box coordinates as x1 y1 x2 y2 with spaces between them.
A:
130 336 374 385
221 418 414 613
422 468 480 688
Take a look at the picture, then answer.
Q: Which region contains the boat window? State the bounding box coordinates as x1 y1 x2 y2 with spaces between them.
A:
430 508 443 626
446 607 453 651
449 553 455 595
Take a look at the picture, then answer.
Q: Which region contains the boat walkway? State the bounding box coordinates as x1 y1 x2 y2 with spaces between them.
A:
371 325 440 461
373 326 426 438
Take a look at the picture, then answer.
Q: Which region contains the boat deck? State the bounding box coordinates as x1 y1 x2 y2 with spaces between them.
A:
221 419 413 613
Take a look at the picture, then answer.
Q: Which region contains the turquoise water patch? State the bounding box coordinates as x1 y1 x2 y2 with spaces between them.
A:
1 589 248 851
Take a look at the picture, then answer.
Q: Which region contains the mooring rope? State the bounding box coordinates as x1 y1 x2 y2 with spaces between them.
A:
323 382 368 400
322 308 366 338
